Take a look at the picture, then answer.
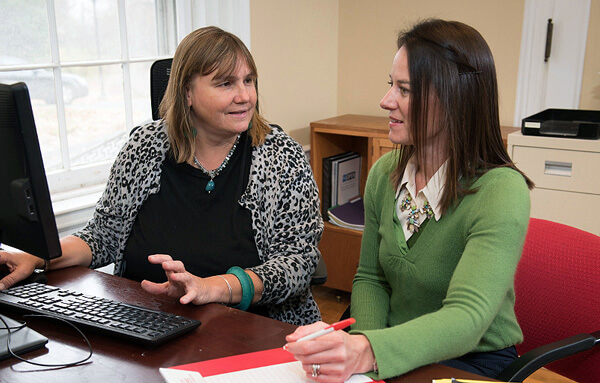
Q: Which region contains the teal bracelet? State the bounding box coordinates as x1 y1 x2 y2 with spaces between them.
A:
227 266 254 311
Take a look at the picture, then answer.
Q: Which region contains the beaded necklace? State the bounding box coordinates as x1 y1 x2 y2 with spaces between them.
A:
193 133 241 193
399 192 434 233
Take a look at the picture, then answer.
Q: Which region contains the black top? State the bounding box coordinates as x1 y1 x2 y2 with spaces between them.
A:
122 131 260 283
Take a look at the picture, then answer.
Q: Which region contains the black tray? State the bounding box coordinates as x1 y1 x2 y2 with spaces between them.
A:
522 109 600 139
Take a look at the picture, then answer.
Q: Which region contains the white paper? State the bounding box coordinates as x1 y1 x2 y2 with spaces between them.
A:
160 367 206 383
199 360 373 383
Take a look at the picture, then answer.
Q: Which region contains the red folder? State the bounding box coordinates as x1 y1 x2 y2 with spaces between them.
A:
170 347 295 377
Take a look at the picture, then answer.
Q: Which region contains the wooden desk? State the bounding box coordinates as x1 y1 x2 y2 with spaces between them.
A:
311 114 519 292
0 267 496 382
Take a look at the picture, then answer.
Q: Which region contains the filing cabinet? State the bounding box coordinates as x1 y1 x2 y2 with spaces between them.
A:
507 132 600 235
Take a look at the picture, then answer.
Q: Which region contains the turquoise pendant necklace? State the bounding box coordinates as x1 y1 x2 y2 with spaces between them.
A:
193 133 241 193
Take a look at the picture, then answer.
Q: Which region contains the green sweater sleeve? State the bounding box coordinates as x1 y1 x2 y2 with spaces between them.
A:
350 154 530 380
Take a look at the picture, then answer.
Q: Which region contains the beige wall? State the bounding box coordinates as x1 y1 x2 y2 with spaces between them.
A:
581 0 600 111
337 0 525 127
251 1 599 146
250 0 339 146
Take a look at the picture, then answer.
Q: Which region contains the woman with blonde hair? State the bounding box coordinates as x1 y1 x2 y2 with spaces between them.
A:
0 26 323 326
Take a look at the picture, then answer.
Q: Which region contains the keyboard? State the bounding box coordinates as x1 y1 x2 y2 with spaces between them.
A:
0 282 201 347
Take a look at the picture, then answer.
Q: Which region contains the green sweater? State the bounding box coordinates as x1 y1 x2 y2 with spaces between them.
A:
350 151 530 380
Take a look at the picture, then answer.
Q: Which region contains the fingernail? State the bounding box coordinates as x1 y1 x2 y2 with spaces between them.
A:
0 283 5 291
282 344 288 351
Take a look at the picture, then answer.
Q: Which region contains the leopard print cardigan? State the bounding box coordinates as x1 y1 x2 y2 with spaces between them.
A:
74 120 324 325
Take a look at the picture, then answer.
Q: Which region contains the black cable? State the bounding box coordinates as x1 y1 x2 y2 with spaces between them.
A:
0 317 27 332
0 313 93 367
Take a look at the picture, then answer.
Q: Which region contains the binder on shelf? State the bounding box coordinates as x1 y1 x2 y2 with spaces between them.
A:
322 152 360 220
335 153 361 206
328 197 364 231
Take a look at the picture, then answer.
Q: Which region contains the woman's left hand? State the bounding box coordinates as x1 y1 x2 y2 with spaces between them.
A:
284 321 376 382
140 254 211 305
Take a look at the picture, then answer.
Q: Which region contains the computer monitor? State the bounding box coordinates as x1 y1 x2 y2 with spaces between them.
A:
0 82 61 261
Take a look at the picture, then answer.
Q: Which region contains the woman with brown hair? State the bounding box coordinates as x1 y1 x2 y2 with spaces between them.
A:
286 18 534 380
0 26 323 326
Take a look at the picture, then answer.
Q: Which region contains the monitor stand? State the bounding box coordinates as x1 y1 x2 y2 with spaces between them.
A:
0 313 48 361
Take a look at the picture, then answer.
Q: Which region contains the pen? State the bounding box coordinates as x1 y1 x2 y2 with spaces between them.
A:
297 318 356 342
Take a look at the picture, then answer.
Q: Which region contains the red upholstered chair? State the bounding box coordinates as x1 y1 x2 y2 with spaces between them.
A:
497 218 600 382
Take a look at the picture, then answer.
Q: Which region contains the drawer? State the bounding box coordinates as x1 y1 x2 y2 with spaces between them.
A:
530 188 600 236
318 223 362 292
512 146 600 195
371 137 395 167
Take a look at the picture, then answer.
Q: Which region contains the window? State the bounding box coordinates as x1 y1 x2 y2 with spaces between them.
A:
0 0 250 196
0 0 177 194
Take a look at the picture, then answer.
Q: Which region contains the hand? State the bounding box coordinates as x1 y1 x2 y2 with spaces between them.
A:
0 249 41 290
284 321 376 382
140 254 212 305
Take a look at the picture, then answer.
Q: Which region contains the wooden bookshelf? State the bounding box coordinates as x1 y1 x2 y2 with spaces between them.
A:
310 115 390 291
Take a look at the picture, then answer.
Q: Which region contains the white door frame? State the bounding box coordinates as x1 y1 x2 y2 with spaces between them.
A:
513 0 591 126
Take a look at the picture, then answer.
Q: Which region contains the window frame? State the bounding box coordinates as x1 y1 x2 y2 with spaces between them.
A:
45 0 178 195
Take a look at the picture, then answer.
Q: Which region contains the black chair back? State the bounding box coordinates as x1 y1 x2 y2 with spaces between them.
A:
150 58 172 121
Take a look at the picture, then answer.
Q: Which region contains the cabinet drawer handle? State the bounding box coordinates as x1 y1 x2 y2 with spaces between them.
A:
544 161 572 177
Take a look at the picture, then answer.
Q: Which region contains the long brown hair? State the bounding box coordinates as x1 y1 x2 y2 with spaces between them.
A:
159 26 271 164
392 19 533 214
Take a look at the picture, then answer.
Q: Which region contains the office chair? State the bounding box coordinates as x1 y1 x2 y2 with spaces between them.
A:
310 255 328 286
338 218 600 373
150 58 172 121
148 59 327 286
497 218 600 382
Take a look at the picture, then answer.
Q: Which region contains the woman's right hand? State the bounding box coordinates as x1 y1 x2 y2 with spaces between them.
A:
141 254 214 305
284 321 377 382
0 249 42 290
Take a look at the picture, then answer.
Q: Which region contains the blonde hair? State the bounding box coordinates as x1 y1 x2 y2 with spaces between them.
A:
159 26 271 163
